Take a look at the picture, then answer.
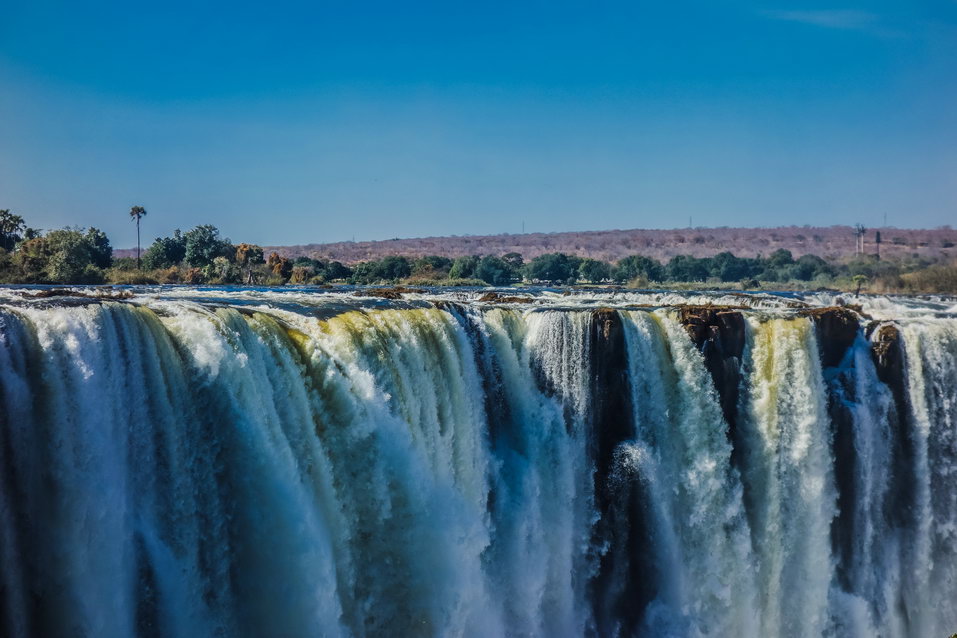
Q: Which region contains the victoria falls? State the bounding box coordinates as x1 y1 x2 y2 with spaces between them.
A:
1 287 955 638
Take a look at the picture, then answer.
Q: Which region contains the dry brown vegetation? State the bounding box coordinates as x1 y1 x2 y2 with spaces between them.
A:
249 226 957 265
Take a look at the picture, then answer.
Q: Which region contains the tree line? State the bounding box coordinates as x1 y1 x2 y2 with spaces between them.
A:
1 208 954 292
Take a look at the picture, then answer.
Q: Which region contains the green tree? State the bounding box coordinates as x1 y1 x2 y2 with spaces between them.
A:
349 261 378 284
183 225 231 268
129 205 147 269
14 228 106 283
143 230 186 269
666 255 709 282
84 227 113 269
449 255 480 280
525 253 581 283
375 256 412 281
502 252 524 269
708 252 754 282
0 210 26 251
324 261 352 281
11 237 50 281
767 248 794 268
792 254 831 281
614 255 664 283
474 255 512 285
502 252 524 279
578 258 611 283
412 255 453 278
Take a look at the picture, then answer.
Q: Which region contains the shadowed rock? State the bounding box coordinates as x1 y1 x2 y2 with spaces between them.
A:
867 322 916 529
476 292 534 304
677 306 746 435
804 307 867 589
352 286 425 300
22 288 134 300
869 322 905 397
802 307 861 368
588 308 655 636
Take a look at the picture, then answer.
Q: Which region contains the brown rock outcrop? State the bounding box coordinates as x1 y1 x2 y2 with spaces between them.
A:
801 307 861 368
477 292 534 304
677 306 746 430
352 286 425 300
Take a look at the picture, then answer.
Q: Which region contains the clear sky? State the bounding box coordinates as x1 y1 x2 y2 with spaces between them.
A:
1 1 955 248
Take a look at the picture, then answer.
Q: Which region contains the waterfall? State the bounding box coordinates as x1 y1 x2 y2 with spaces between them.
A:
1 293 955 637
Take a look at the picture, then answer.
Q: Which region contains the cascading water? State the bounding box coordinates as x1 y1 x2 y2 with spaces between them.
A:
0 288 955 637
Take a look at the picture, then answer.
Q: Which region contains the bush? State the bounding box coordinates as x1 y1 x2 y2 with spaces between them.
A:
578 258 611 283
184 225 232 268
143 231 187 269
614 255 663 283
666 255 709 282
475 255 512 285
289 266 313 284
901 266 957 293
525 253 581 283
182 267 205 284
449 256 479 280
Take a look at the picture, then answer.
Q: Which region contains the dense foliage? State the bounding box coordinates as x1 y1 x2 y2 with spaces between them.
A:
0 226 114 284
0 209 954 292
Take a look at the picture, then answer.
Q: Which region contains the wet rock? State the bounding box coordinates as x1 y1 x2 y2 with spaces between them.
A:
477 292 534 304
590 308 634 479
869 322 905 394
352 286 425 300
677 306 746 430
801 307 862 368
827 367 858 589
867 321 915 529
23 288 134 300
588 308 653 636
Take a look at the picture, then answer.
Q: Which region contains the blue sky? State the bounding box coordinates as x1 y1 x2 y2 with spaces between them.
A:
1 1 955 247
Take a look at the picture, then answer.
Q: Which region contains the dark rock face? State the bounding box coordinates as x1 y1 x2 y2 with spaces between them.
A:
867 322 916 529
588 309 653 636
22 288 134 300
824 358 858 590
802 307 861 368
353 286 425 300
678 307 746 431
476 292 534 304
804 307 888 592
590 309 634 487
869 322 906 400
803 308 863 587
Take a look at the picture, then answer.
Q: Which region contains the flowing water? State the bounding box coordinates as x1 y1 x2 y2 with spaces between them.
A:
0 286 955 637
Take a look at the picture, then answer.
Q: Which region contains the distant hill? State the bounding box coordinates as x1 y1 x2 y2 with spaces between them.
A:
116 226 957 264
260 226 956 264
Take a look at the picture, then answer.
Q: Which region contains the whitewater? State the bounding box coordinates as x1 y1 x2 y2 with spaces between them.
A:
0 286 955 637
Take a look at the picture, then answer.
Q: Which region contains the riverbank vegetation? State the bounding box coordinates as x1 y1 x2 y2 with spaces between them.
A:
1 210 955 293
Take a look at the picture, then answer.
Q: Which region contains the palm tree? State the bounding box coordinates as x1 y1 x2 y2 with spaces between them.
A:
129 205 147 269
852 274 868 296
